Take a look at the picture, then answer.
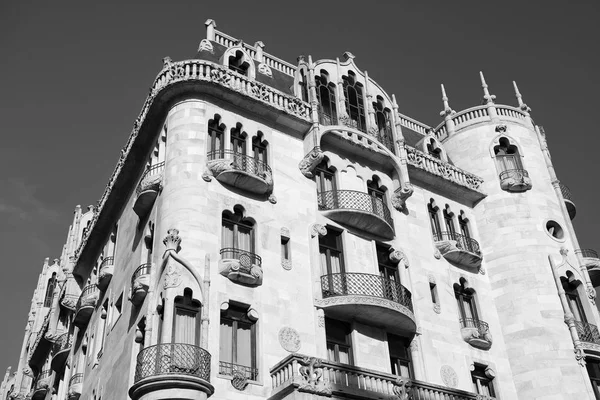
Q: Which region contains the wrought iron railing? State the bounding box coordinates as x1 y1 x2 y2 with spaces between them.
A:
207 150 272 180
76 285 98 310
52 333 72 355
220 248 262 274
134 343 211 383
318 190 393 227
219 361 258 381
132 263 152 285
99 256 114 269
459 318 490 336
559 182 573 201
321 273 413 312
576 249 600 259
433 231 481 255
499 168 529 181
69 373 83 386
136 162 165 195
575 320 600 344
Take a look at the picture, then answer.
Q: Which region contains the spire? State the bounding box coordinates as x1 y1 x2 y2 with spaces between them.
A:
513 81 531 112
440 84 455 117
480 71 496 104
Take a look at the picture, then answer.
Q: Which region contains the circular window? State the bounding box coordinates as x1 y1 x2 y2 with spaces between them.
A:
545 220 564 241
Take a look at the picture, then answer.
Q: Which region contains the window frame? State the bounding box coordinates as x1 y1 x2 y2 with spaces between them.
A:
219 304 258 380
325 318 353 365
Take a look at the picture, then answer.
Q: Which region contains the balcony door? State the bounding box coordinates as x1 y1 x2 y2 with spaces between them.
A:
428 201 442 241
316 161 337 210
252 135 268 176
388 333 413 378
494 138 522 172
325 318 353 365
455 285 479 324
367 179 386 219
230 126 246 171
319 228 345 296
377 245 400 301
222 209 255 260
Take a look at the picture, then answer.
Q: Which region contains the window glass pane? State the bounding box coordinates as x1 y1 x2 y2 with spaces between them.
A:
238 226 252 252
326 343 336 362
325 319 350 344
236 323 252 367
338 346 350 364
219 320 233 363
174 308 197 345
222 222 234 249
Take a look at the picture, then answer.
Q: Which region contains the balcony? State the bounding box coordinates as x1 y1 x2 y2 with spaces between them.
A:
434 232 483 270
560 182 576 219
575 320 600 355
60 274 81 311
129 343 214 400
133 162 165 218
131 263 151 306
499 169 532 193
97 256 114 291
577 249 600 287
218 361 259 381
32 370 52 400
73 284 99 328
405 146 486 204
317 273 415 335
269 354 485 400
206 150 273 195
51 333 73 373
67 373 83 400
318 190 394 239
460 318 493 350
218 248 263 286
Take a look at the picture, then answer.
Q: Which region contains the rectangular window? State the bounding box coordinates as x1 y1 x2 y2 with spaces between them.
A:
219 304 257 381
281 236 290 261
319 228 346 296
112 293 123 330
325 318 353 365
586 359 600 399
430 283 438 304
388 333 413 378
471 364 496 397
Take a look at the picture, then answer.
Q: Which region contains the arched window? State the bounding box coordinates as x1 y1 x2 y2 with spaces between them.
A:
299 69 309 102
367 176 388 218
562 276 587 324
373 97 393 150
316 70 337 125
230 124 247 171
454 279 479 324
172 288 201 346
494 137 522 172
228 50 250 76
43 273 57 308
426 138 442 160
252 132 268 175
428 200 442 240
315 160 337 210
342 71 366 132
222 207 255 256
459 211 471 239
443 205 456 235
207 115 225 160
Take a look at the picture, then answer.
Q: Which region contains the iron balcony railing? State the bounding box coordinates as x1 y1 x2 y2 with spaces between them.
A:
433 231 481 255
219 361 258 381
321 272 413 312
499 168 529 181
76 285 98 310
134 343 211 383
132 263 152 285
318 110 395 153
559 182 573 201
575 320 600 344
99 256 114 270
220 248 262 274
318 190 393 228
207 150 272 179
136 162 165 196
576 249 599 259
459 318 490 336
52 333 72 355
68 373 83 386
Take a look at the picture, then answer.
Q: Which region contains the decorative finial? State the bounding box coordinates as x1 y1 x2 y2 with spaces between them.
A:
342 51 355 61
513 81 531 112
53 258 60 266
162 56 173 67
440 84 455 117
297 55 306 62
479 71 496 104
392 94 399 109
163 229 182 253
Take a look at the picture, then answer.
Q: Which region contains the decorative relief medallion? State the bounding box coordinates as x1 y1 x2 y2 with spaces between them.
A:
198 39 214 53
278 327 301 353
163 264 182 289
231 371 248 390
440 365 458 388
258 63 273 77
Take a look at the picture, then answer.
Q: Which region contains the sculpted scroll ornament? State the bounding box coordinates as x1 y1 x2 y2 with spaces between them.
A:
297 357 332 395
391 377 413 400
163 229 182 252
198 39 214 53
231 371 249 391
311 224 327 238
390 249 409 268
278 327 301 353
588 285 596 305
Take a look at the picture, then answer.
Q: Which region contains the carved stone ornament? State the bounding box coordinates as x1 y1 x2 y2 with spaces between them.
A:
391 377 413 400
258 63 273 77
390 249 410 268
460 323 493 350
268 194 277 204
163 264 182 289
311 224 327 238
391 183 414 212
317 315 325 327
22 367 32 377
163 229 182 252
298 147 325 178
575 347 586 367
231 371 249 391
282 259 292 271
219 256 263 287
499 169 532 193
278 327 301 353
434 247 442 260
479 267 486 275
440 365 458 388
588 285 597 305
296 357 332 395
198 39 214 53
495 124 507 133
433 304 441 314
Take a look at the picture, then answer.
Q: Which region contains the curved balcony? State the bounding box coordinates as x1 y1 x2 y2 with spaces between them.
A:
73 285 99 328
131 263 151 306
67 373 83 400
434 231 482 269
560 182 576 220
97 256 114 291
317 273 415 335
460 318 492 350
60 274 81 311
318 190 394 239
134 162 165 218
32 370 52 400
576 249 600 287
129 343 214 400
51 333 72 373
575 320 600 355
206 150 273 195
218 248 263 286
499 168 532 192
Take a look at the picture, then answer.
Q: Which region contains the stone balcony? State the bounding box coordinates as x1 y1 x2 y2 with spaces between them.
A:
129 343 213 400
218 248 263 286
560 182 576 220
459 318 493 350
575 320 600 355
434 232 483 270
73 284 99 328
131 263 151 306
405 146 486 204
316 272 415 336
67 373 83 400
318 190 394 239
576 249 600 287
60 274 81 312
32 370 52 400
269 354 486 400
205 150 273 195
50 333 73 374
97 256 114 291
499 169 532 193
133 162 165 218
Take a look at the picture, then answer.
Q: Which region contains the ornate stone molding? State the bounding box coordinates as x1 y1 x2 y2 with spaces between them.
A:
495 124 507 133
310 224 327 238
258 63 273 77
299 147 324 178
163 229 181 253
315 295 415 322
296 357 332 395
460 325 493 350
389 248 409 268
198 39 214 53
499 169 532 192
391 183 414 212
231 371 248 391
588 285 597 305
218 258 263 287
163 264 182 289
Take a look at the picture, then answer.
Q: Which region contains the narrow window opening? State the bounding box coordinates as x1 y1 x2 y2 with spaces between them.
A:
430 282 438 304
471 364 496 397
219 303 258 381
388 333 413 378
207 115 225 160
281 236 290 261
325 317 353 365
342 71 366 132
44 272 57 308
316 70 337 125
173 288 201 345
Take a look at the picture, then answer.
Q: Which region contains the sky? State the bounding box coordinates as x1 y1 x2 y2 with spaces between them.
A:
0 0 599 369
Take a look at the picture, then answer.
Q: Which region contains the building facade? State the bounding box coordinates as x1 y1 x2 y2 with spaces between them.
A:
2 19 600 400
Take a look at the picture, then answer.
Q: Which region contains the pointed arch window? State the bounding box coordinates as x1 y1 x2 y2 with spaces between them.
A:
367 176 388 218
230 124 247 171
222 207 255 257
494 137 522 172
443 205 456 235
428 200 442 240
299 69 309 102
228 50 250 76
373 97 393 150
454 281 479 323
315 160 337 210
342 72 366 132
44 273 57 308
316 70 337 125
459 211 471 239
252 133 268 175
377 244 400 301
172 288 201 346
207 116 225 160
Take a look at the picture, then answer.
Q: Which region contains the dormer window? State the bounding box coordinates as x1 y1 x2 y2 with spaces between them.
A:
342 71 366 132
228 50 250 76
316 70 337 126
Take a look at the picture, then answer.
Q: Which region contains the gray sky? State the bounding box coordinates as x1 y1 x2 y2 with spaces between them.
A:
1 0 599 368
